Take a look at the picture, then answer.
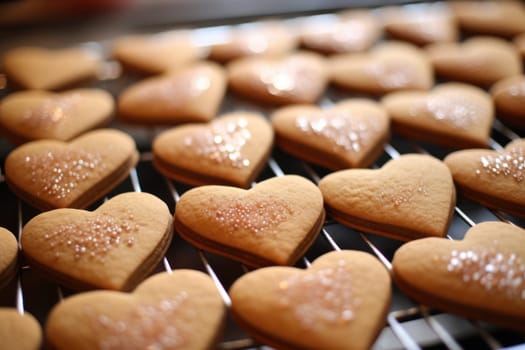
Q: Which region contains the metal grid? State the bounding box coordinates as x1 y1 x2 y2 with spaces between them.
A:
1 8 525 350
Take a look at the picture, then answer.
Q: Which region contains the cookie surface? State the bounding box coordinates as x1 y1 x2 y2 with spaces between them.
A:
112 33 202 74
227 52 328 106
392 221 525 332
0 308 42 350
118 62 226 125
174 175 325 267
21 192 173 291
5 128 139 211
153 112 274 188
426 37 522 87
491 75 525 130
0 228 18 290
271 99 390 170
0 88 114 144
444 138 525 218
329 41 433 95
46 270 225 350
2 46 99 90
382 83 494 148
319 154 456 241
230 250 391 350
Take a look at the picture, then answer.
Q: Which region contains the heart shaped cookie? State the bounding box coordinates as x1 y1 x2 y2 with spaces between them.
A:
209 21 297 63
0 308 42 350
271 99 390 170
382 83 494 148
118 62 226 125
426 37 522 87
329 41 433 95
227 52 328 106
444 138 525 218
0 228 18 290
229 250 391 350
112 33 202 75
153 112 273 188
4 128 139 211
46 270 225 350
491 75 525 130
299 10 381 54
451 0 525 37
392 221 525 332
319 154 456 241
174 175 325 267
21 192 172 291
0 88 114 144
2 46 100 90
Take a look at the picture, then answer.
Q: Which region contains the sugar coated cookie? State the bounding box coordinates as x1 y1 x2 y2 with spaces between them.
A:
0 308 42 350
271 99 389 170
118 62 226 125
382 83 494 148
329 41 433 95
174 175 325 267
319 154 456 241
5 129 139 211
0 88 114 144
46 270 226 350
393 221 525 332
153 112 273 188
227 52 328 106
21 192 173 291
491 75 525 130
0 228 18 290
2 46 100 90
444 138 525 218
230 250 391 350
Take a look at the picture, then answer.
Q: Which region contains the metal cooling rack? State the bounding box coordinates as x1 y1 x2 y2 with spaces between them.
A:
1 5 525 350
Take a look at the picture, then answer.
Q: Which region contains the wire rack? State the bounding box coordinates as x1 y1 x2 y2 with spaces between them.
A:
1 7 525 350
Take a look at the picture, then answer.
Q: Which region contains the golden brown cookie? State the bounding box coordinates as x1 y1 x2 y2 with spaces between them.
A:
112 32 202 75
300 10 381 54
491 75 525 130
174 175 325 267
230 250 391 350
515 32 525 60
319 154 456 241
21 192 173 291
2 46 100 90
381 5 458 46
0 228 18 290
46 270 226 350
153 112 273 188
0 88 114 144
392 221 525 332
0 308 42 350
451 1 525 37
209 21 297 63
382 83 494 148
329 41 433 95
271 99 390 170
227 52 328 106
4 128 139 211
118 62 226 125
444 138 525 218
426 37 522 87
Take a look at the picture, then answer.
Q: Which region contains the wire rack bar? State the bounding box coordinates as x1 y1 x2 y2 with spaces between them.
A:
387 308 423 350
420 307 463 350
198 249 232 307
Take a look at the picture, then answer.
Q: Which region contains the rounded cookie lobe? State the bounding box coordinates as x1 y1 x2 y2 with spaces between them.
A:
392 222 525 332
46 270 226 350
230 250 391 350
152 112 274 188
174 175 325 267
319 154 456 241
491 75 525 130
0 308 42 350
0 228 18 289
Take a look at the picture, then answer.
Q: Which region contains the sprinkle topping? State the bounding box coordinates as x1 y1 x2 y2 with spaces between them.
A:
96 293 189 350
379 181 429 207
184 118 252 168
424 93 481 128
475 144 525 182
278 260 358 329
23 94 80 129
257 60 320 98
43 211 137 260
366 61 416 89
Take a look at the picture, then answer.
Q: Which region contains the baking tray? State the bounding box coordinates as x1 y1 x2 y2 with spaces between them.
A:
1 2 525 349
